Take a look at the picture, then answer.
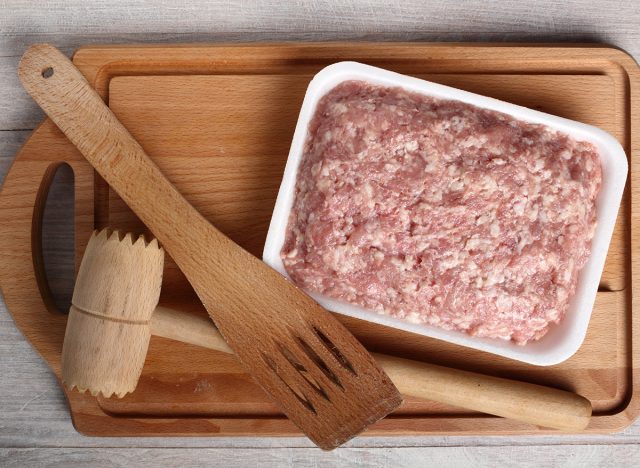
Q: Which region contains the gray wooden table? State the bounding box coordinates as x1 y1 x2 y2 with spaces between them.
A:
1 1 639 466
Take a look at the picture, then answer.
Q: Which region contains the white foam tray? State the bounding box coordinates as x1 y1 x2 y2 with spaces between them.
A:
263 62 628 366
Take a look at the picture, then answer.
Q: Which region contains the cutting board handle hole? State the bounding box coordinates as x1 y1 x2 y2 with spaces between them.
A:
34 162 75 314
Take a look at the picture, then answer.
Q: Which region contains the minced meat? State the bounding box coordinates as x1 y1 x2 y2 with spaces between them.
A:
281 81 602 345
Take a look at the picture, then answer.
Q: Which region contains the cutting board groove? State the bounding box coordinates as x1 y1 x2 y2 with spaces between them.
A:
0 43 638 436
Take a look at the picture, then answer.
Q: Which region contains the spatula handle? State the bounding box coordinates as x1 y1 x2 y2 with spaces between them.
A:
17 44 235 314
151 306 591 431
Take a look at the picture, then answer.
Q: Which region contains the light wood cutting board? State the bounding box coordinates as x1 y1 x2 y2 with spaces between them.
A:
0 43 638 436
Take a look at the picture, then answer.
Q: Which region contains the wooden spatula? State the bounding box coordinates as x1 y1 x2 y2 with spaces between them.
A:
18 44 402 450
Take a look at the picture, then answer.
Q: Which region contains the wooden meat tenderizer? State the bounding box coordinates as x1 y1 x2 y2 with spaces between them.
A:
61 230 164 397
63 230 592 431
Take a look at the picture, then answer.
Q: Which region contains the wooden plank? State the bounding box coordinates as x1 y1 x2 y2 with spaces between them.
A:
0 0 639 60
1 445 640 467
0 56 44 131
0 131 30 183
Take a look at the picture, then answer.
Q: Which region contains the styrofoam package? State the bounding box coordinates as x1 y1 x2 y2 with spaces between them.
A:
263 62 628 366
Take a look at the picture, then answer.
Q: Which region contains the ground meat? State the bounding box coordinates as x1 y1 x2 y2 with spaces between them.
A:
281 81 602 345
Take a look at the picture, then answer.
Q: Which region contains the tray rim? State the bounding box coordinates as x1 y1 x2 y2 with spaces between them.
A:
2 42 638 437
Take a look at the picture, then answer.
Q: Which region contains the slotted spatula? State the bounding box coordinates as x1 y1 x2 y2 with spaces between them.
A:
19 44 402 450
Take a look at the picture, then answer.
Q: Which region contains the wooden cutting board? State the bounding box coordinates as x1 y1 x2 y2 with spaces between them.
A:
0 43 638 436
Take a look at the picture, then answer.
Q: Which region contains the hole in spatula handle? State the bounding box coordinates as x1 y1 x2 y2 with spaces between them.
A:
41 67 54 79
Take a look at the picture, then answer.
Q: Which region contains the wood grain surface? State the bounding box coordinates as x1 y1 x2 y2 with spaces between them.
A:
1 1 639 466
